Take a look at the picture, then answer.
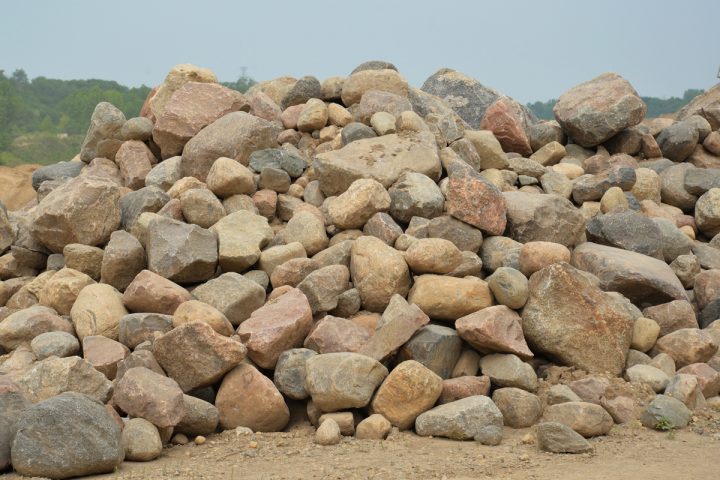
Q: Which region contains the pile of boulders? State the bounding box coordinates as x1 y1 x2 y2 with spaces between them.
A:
2 60 720 478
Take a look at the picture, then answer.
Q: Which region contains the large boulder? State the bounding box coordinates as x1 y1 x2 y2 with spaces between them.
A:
11 392 124 479
152 82 248 158
315 132 441 196
571 243 688 305
456 305 533 359
192 272 266 326
209 210 273 273
180 111 280 181
31 175 122 253
503 191 586 246
18 356 113 403
360 294 429 362
522 262 634 375
0 378 30 470
445 160 507 235
553 72 646 147
113 366 185 428
152 322 247 392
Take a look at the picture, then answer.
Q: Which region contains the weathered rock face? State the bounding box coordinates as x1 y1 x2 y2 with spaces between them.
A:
360 294 429 362
192 272 266 326
350 236 411 313
153 82 248 158
553 73 646 147
415 395 503 440
11 392 124 479
503 191 586 247
237 288 313 369
305 352 388 412
152 322 247 392
31 175 122 253
571 243 688 305
522 262 634 375
181 111 280 182
71 283 127 341
0 305 73 351
80 102 126 162
146 216 218 284
543 401 614 437
341 69 409 106
407 274 493 321
315 132 441 196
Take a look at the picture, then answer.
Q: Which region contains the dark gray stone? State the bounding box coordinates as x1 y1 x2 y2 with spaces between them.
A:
351 61 398 74
118 313 174 350
684 168 720 196
397 324 462 379
388 172 445 224
11 392 124 479
698 298 720 329
248 148 307 178
427 216 484 252
657 121 700 162
537 422 593 453
281 76 322 110
0 380 31 470
340 122 377 145
572 167 637 203
586 211 663 258
32 162 84 190
119 186 170 230
641 394 692 429
421 68 500 127
527 122 566 152
273 348 318 400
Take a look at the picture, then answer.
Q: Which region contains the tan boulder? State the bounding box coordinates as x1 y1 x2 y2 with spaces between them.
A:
456 305 533 359
70 283 127 341
408 275 493 321
38 268 95 316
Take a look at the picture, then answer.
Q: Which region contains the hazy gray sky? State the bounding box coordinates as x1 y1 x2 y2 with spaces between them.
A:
1 0 718 103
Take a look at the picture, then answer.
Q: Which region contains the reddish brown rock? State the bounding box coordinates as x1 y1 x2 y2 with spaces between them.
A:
82 336 130 380
370 360 443 429
642 300 698 337
479 97 532 156
445 160 507 235
694 269 720 311
115 141 155 190
122 270 192 315
237 288 313 369
652 328 718 369
456 305 533 359
113 366 185 428
153 82 248 158
438 376 491 404
152 322 247 392
359 294 429 361
304 315 370 353
216 363 289 432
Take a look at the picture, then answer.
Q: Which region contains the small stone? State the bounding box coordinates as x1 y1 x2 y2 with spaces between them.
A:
318 412 355 436
518 241 571 277
355 414 392 440
652 328 718 368
438 376 491 404
82 335 130 380
456 306 533 359
492 388 543 428
30 331 79 360
122 418 162 462
631 317 661 352
625 364 670 392
315 418 342 446
486 267 529 309
173 300 234 337
192 272 266 326
273 348 317 400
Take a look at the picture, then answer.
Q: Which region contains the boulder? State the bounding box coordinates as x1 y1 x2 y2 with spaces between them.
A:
315 132 441 196
122 270 191 315
370 360 443 429
237 288 313 369
543 402 614 437
536 422 593 454
181 111 280 182
479 353 538 392
119 313 174 349
152 322 247 392
175 394 220 437
0 305 73 351
31 176 122 253
122 418 163 462
192 272 267 326
397 324 462 379
305 352 388 412
492 387 543 428
350 236 411 313
388 172 445 223
70 283 127 341
408 274 492 321
456 305 533 359
641 394 692 429
11 392 124 479
522 262 634 375
209 210 273 272
273 348 317 400
18 356 113 403
571 243 688 305
651 328 718 368
415 395 503 440
479 97 532 156
327 179 391 230
113 366 185 428
304 315 370 354
503 191 586 246
553 72 646 147
216 363 289 431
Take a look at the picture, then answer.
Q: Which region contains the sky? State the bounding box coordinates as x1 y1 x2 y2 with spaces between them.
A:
1 0 718 103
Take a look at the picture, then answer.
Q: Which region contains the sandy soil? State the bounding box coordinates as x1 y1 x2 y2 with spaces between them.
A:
1 407 706 480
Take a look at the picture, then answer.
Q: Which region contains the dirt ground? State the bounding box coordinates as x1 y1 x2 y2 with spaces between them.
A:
5 407 717 480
